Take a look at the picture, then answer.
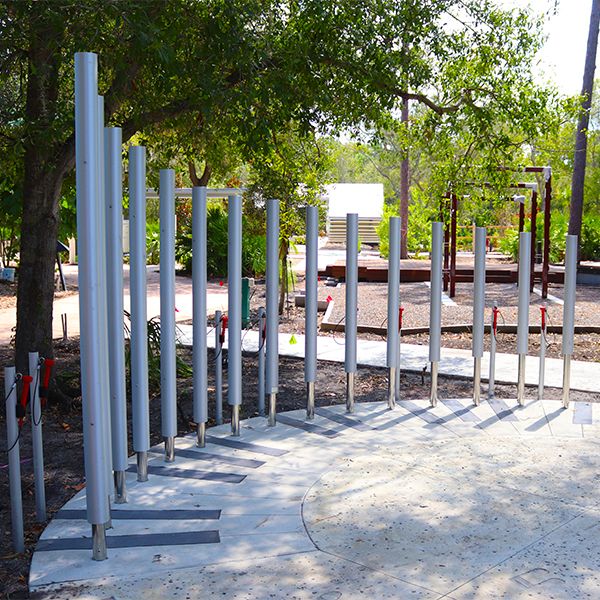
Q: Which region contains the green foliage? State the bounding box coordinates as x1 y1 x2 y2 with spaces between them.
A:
580 214 600 260
498 214 569 263
146 222 161 265
378 191 437 258
124 311 192 394
175 203 266 277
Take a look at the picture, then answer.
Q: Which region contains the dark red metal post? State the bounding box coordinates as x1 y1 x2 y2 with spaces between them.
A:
450 193 457 298
530 190 538 292
543 173 551 298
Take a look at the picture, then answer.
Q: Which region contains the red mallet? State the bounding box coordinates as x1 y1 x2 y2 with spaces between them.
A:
39 358 55 407
17 375 33 428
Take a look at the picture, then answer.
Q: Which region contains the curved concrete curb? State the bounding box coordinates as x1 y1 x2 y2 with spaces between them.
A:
30 398 600 599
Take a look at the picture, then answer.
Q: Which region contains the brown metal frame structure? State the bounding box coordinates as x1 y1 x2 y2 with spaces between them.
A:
441 166 552 299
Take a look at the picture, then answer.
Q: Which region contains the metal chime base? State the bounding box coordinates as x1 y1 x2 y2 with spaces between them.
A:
306 382 315 420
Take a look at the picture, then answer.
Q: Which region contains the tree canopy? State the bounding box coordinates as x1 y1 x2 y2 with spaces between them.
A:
0 0 564 369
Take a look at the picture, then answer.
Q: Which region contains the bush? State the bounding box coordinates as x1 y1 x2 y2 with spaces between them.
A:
495 212 600 264
581 214 600 260
378 193 437 258
175 204 267 277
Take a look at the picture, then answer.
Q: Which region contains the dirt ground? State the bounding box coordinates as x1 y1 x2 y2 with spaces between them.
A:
1 333 599 598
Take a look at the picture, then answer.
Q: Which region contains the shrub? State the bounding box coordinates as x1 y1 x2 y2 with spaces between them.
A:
175 204 267 277
378 193 437 258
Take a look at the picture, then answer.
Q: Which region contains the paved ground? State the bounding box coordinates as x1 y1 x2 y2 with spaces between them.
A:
30 399 600 599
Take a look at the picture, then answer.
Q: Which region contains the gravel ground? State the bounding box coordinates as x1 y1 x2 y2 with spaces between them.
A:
246 277 600 363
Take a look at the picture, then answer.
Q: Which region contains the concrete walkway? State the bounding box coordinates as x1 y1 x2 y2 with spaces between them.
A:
178 326 600 394
30 399 600 598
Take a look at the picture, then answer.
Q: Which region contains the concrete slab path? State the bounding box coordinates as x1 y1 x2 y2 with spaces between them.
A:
30 399 600 599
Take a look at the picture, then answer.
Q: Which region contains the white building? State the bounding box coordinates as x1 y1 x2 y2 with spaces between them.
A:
324 183 384 244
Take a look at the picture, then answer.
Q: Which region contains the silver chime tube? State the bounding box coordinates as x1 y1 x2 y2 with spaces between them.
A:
215 311 223 425
105 126 127 504
75 52 109 559
305 206 318 419
561 235 578 408
517 231 531 406
488 302 498 399
29 353 46 521
345 213 359 413
472 227 486 406
5 368 24 553
429 222 443 407
160 169 177 462
258 307 267 417
228 195 243 436
266 199 280 426
129 144 150 481
192 187 208 446
386 217 401 409
538 306 547 401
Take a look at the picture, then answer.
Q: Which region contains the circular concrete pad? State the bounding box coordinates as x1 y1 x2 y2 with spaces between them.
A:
30 400 600 599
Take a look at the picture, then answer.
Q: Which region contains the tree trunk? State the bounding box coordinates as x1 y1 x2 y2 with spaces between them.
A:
400 97 409 259
569 0 600 239
15 15 65 374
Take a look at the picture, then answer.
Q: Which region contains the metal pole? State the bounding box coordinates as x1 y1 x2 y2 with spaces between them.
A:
561 234 578 408
5 367 24 552
266 199 279 426
215 311 223 425
472 227 486 406
29 353 46 521
488 302 498 399
345 213 358 413
517 231 531 406
228 195 242 436
429 222 443 407
386 217 401 409
192 187 208 446
305 206 318 420
160 169 177 462
258 307 266 417
538 305 547 401
105 127 127 504
75 52 109 559
97 96 113 526
129 145 149 480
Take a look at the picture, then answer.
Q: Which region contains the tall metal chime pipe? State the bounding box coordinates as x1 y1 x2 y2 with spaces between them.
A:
5 367 24 552
214 310 224 425
228 194 243 436
192 187 208 446
97 96 113 526
160 170 177 461
75 52 110 560
429 222 443 407
105 127 128 504
386 217 401 409
472 227 486 406
29 353 46 521
561 234 578 409
488 301 498 399
305 205 318 419
516 231 531 406
257 307 267 417
129 145 150 481
538 305 547 401
266 199 280 426
345 213 358 413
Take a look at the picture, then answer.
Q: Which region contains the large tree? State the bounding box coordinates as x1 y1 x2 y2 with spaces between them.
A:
1 0 554 374
569 0 600 240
